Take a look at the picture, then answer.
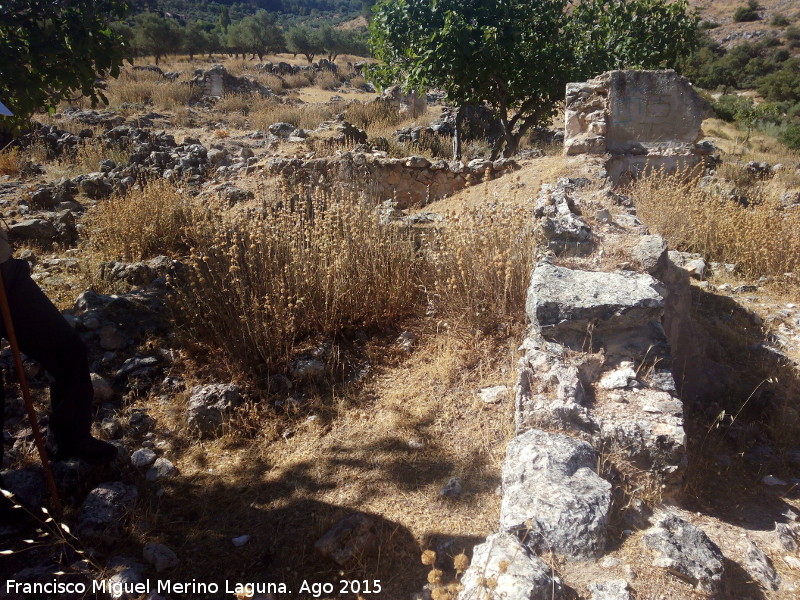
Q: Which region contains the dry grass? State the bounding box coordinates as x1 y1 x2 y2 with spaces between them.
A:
84 179 200 262
250 102 339 132
171 184 422 378
256 72 286 93
628 169 800 278
105 68 196 110
0 147 22 176
314 70 341 91
343 99 402 131
430 204 536 333
283 71 314 89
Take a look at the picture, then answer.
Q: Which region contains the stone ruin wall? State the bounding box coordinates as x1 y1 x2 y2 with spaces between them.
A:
266 153 518 208
456 179 731 600
564 70 715 182
455 72 769 598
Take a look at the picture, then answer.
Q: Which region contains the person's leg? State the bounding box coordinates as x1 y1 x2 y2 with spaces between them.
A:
0 259 115 463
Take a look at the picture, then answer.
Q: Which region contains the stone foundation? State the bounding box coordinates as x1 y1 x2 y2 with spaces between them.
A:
266 153 518 208
564 70 714 182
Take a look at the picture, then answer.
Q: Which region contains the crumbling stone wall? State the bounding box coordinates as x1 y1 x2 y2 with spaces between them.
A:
458 180 707 599
565 70 714 181
266 153 518 207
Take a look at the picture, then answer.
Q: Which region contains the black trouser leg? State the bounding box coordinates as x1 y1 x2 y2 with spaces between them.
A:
0 259 92 453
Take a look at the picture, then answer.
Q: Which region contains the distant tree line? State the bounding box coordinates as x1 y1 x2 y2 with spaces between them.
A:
134 0 375 25
113 10 369 64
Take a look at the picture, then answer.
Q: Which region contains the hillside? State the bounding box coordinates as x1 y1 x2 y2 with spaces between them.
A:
690 0 800 46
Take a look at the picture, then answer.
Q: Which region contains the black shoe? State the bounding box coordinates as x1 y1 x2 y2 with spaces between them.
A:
0 490 33 537
49 436 118 465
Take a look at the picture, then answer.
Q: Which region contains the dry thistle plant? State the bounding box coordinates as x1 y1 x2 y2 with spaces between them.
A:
105 68 163 107
0 147 22 176
84 179 199 262
170 185 422 378
429 204 536 333
628 168 800 278
67 138 131 175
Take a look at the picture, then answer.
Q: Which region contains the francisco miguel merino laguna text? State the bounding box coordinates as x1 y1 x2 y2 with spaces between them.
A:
6 579 290 597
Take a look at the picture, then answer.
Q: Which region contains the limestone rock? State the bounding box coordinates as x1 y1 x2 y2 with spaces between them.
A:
631 235 668 275
146 457 177 481
595 388 686 496
76 481 138 542
479 385 508 404
775 522 800 552
741 538 780 591
458 532 565 600
534 181 593 257
314 513 379 566
186 384 243 438
0 466 44 510
8 219 59 243
641 514 725 594
525 263 665 349
130 448 157 468
500 429 611 559
143 542 178 572
91 373 115 403
588 580 632 600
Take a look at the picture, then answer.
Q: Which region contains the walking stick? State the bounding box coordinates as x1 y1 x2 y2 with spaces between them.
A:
0 271 62 518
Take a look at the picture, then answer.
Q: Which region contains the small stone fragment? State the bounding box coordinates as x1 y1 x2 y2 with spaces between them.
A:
439 477 462 498
143 542 178 572
131 448 157 468
588 580 632 600
479 385 508 404
314 513 379 566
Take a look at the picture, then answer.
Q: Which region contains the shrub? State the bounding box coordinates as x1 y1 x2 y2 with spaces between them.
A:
733 1 761 23
85 179 199 262
629 169 800 278
779 123 800 150
170 187 422 377
771 14 790 27
711 94 754 122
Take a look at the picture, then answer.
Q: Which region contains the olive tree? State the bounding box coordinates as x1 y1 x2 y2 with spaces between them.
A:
0 0 128 134
369 0 699 159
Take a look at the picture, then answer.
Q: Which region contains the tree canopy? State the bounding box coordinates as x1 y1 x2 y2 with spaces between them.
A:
369 0 699 159
0 0 129 133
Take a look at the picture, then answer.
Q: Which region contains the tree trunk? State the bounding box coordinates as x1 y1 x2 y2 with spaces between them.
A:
453 105 464 161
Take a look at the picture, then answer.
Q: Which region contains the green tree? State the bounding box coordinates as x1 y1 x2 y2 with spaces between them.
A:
132 13 183 65
0 0 129 134
183 21 212 61
369 0 699 159
286 25 323 63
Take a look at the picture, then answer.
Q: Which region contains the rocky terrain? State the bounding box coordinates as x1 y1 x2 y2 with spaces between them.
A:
0 58 798 600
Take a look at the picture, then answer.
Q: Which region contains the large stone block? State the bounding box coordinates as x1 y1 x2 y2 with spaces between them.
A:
458 532 566 600
525 263 665 348
500 429 611 559
606 70 708 152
